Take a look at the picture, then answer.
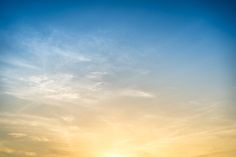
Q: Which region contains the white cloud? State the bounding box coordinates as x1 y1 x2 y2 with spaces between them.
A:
29 76 48 83
88 82 104 92
21 32 91 64
10 59 39 70
86 71 107 80
121 89 154 98
4 74 81 102
1 29 157 107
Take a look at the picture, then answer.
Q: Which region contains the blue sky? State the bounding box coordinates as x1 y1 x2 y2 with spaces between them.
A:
1 0 234 99
0 1 236 157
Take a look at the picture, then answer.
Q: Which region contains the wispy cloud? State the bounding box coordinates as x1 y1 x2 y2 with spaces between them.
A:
4 74 80 102
1 58 40 70
0 147 15 154
120 89 154 98
8 132 27 138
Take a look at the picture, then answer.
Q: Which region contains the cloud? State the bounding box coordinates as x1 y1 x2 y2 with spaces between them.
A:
23 151 37 156
86 71 107 80
0 112 76 156
8 132 50 142
0 144 36 156
61 116 74 122
2 58 40 70
8 130 50 143
20 31 92 64
8 132 27 138
88 82 104 92
4 74 80 102
30 136 49 142
1 28 158 108
0 147 15 154
121 89 154 98
29 75 49 83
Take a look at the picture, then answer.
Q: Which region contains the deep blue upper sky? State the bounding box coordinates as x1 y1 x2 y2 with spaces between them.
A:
1 0 236 34
1 1 235 65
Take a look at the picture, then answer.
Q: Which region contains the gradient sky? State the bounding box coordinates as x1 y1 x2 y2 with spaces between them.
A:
0 0 236 157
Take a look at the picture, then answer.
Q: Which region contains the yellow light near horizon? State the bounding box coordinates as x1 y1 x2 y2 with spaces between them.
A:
103 152 129 157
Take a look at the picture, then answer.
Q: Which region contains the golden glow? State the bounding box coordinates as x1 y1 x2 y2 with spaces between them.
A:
102 151 130 157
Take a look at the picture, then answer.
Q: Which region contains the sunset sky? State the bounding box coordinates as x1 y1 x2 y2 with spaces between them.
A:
0 0 236 157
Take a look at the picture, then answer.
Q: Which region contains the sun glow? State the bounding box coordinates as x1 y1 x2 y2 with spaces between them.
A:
103 152 130 157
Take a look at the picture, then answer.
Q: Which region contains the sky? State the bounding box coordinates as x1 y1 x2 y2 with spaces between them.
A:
0 0 236 157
